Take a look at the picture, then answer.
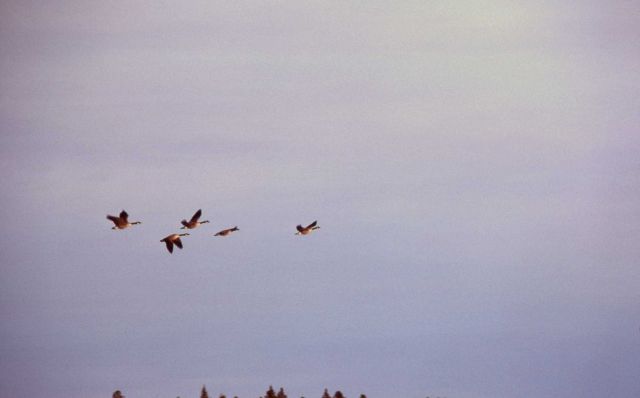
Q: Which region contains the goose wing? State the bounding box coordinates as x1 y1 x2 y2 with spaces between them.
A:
190 209 202 223
296 225 305 232
306 220 318 229
181 220 189 227
106 215 119 224
164 240 174 253
119 210 129 222
174 237 183 249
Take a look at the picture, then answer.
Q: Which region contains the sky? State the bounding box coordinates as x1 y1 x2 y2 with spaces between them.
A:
1 1 639 397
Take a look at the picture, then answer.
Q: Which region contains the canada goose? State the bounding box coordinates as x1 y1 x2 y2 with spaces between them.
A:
214 226 239 237
295 220 320 235
106 210 141 230
160 233 190 253
180 209 209 229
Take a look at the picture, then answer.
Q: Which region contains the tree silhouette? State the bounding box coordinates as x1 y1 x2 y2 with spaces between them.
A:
112 391 124 398
276 387 288 398
333 391 345 398
200 385 209 398
219 395 227 398
266 386 277 398
359 395 367 398
321 389 331 398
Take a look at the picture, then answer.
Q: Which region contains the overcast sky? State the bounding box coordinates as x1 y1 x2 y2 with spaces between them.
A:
1 1 639 397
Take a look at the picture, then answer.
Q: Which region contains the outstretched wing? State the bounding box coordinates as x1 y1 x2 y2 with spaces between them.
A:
174 237 183 249
190 209 202 223
296 225 304 232
119 210 129 222
181 220 189 227
306 220 318 229
164 240 174 253
106 215 119 224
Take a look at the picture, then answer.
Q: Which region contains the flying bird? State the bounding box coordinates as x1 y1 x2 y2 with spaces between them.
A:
214 226 239 237
160 233 190 253
295 220 320 235
106 210 141 230
180 209 210 229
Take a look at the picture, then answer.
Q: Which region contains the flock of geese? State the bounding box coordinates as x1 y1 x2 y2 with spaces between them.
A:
106 209 320 254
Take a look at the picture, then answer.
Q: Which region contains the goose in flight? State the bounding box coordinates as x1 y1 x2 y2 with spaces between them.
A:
180 209 210 229
160 233 190 253
295 220 320 235
214 226 239 237
106 210 141 230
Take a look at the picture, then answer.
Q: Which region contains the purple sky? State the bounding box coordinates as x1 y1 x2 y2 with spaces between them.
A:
1 1 639 397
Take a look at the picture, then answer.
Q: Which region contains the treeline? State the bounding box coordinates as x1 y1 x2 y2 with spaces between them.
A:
112 385 367 398
200 385 367 398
